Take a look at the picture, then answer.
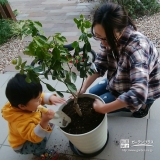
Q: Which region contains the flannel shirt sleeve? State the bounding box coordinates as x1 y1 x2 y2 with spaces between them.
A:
118 48 149 111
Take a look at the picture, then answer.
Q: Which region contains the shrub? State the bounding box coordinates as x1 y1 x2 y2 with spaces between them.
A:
0 0 8 5
0 19 29 45
99 0 160 19
0 19 13 45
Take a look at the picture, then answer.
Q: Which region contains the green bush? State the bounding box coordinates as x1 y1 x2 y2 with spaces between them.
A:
99 0 160 19
0 19 22 45
0 19 13 45
0 0 8 5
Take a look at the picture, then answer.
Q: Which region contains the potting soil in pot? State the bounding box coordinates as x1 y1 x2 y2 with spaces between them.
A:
61 97 104 134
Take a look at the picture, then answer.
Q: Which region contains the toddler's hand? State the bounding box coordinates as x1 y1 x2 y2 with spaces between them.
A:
40 109 54 129
49 95 66 105
41 109 55 121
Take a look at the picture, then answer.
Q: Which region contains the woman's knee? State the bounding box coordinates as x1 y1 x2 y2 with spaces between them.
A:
89 79 107 96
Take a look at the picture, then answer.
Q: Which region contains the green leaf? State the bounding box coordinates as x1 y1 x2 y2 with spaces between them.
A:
65 72 71 83
28 71 40 83
67 82 77 93
46 84 56 92
44 71 49 80
25 76 31 83
72 41 79 48
73 18 79 24
34 37 43 47
59 71 65 78
84 21 91 28
23 65 34 70
21 61 27 68
52 47 61 60
33 21 42 27
33 66 43 73
24 42 36 56
71 72 77 82
87 33 92 38
80 14 84 19
86 43 91 52
15 66 20 70
38 35 47 43
20 70 24 75
52 71 58 80
80 68 87 78
35 47 45 59
56 91 64 98
17 56 22 66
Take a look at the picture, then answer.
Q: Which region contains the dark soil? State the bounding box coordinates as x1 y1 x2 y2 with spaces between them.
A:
61 97 104 134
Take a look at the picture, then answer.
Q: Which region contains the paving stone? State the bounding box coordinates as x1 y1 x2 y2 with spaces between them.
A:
66 15 81 19
45 16 67 20
94 117 147 160
61 32 78 36
0 74 11 87
0 146 33 160
0 88 9 144
27 17 47 21
28 11 49 17
76 5 88 9
42 23 54 28
3 137 10 146
62 6 79 10
44 6 63 10
145 120 160 160
66 12 80 16
149 98 160 120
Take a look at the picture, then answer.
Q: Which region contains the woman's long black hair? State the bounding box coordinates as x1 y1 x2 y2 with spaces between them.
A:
92 2 137 57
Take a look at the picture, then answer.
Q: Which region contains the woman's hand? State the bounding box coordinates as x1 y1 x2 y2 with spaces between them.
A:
49 95 66 105
93 99 106 114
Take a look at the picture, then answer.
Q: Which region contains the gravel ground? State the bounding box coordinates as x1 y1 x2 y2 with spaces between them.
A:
0 38 26 73
0 12 160 73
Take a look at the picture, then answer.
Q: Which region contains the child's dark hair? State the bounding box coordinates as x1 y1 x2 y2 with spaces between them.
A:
5 73 42 108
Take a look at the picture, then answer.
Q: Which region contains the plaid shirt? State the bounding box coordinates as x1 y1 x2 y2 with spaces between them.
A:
94 26 160 111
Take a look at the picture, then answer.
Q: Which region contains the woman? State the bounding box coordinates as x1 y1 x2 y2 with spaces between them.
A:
79 2 160 118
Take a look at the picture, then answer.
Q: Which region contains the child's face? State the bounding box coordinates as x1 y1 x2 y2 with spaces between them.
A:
19 93 42 112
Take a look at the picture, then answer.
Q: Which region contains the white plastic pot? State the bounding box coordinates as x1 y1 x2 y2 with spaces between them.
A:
59 93 108 154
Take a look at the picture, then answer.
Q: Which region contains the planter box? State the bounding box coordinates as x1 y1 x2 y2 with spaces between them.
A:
0 3 16 20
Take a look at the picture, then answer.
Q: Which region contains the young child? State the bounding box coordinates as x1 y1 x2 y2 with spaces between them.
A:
1 73 66 160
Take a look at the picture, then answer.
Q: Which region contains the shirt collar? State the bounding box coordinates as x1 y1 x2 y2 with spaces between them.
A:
117 25 135 48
